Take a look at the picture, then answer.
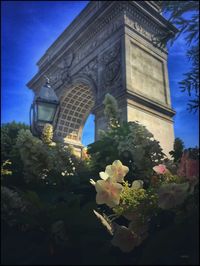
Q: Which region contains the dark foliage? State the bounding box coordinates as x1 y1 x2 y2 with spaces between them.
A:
158 1 199 112
169 137 185 163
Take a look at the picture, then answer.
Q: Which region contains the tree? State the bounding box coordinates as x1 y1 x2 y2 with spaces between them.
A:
158 1 199 112
169 137 185 163
1 121 29 161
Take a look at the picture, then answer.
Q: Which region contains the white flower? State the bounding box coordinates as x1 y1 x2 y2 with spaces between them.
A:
105 160 129 183
90 179 96 186
99 171 109 180
95 178 123 208
131 180 144 189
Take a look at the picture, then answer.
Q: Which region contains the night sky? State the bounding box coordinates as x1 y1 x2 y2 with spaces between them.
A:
1 1 199 148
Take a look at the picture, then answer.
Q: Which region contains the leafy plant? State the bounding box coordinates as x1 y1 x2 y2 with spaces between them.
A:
88 121 165 183
15 128 78 187
157 1 199 112
1 121 29 160
169 137 185 163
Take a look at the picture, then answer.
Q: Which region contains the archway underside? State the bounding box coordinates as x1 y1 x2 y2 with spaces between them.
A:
56 84 95 143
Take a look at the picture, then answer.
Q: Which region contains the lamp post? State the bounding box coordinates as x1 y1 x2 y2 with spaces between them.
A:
30 76 60 136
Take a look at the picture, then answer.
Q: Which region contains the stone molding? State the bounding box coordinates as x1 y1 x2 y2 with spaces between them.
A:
27 1 177 91
93 89 175 120
126 90 175 118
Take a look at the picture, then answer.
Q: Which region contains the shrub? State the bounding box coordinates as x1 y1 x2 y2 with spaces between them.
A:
1 122 29 186
88 121 165 183
169 137 185 163
90 159 199 254
88 93 165 183
15 127 78 187
1 121 29 161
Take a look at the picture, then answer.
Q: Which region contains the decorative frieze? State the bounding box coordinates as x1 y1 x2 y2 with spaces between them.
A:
49 52 74 88
124 10 164 46
78 57 98 85
73 15 123 66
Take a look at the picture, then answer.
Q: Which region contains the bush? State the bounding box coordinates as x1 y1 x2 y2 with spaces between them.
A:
1 122 29 186
1 121 29 161
88 121 165 183
169 137 185 163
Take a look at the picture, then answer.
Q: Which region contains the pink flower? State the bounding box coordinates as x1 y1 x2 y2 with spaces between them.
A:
95 178 123 208
153 164 167 175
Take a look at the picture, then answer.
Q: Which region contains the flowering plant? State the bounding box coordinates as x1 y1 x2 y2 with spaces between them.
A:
90 159 199 253
15 126 78 186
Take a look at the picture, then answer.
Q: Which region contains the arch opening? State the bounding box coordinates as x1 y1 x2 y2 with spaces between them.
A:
82 114 95 146
55 83 95 146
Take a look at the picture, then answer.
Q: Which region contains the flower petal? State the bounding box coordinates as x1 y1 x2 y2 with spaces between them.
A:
112 160 123 167
105 165 113 177
90 179 96 186
132 180 144 189
99 171 109 180
153 164 167 174
95 179 123 207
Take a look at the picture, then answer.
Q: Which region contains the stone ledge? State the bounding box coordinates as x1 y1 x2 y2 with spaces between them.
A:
126 90 176 118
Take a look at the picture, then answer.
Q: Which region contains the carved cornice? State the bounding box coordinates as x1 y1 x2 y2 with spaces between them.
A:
27 1 177 91
145 1 162 13
37 1 94 68
36 2 112 70
124 3 170 45
130 1 177 34
27 2 122 90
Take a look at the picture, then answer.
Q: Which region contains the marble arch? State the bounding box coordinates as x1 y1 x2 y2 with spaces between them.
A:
27 1 178 157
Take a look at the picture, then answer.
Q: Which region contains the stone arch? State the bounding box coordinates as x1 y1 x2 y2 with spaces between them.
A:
55 74 96 146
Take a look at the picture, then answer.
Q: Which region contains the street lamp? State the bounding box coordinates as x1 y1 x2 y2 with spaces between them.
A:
30 76 60 136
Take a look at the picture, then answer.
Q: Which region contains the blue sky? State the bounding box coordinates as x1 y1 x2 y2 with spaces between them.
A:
1 1 199 148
